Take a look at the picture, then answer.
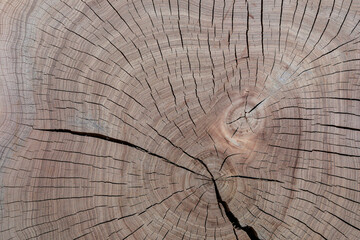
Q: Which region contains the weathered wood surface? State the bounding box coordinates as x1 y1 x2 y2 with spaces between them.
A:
0 0 359 239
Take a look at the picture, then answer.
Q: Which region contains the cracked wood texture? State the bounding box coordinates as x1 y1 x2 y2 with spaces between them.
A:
0 0 359 239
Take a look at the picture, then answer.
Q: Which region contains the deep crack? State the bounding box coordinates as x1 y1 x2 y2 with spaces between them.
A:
35 127 260 239
212 178 260 240
33 128 210 179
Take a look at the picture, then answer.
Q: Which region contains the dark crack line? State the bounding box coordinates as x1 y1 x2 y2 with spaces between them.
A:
147 124 215 179
278 0 284 52
245 1 250 58
106 0 135 35
260 0 264 59
146 124 259 238
219 153 242 171
247 98 266 114
227 175 284 183
227 115 245 125
212 178 260 240
33 128 209 179
138 189 187 216
323 0 353 48
36 124 259 239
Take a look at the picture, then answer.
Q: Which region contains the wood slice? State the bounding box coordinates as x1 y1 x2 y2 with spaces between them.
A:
0 0 359 239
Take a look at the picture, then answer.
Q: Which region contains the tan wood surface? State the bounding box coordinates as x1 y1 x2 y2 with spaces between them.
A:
0 0 359 239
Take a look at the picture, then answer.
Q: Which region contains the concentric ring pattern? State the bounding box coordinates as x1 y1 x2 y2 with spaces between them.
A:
0 0 359 239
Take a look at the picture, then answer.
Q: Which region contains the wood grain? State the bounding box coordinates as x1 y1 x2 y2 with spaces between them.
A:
0 0 359 239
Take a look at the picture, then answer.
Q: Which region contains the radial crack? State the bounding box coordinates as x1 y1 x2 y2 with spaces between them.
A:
33 128 209 179
212 178 260 240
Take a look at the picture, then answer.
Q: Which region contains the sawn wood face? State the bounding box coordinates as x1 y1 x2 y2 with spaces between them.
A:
0 0 359 239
